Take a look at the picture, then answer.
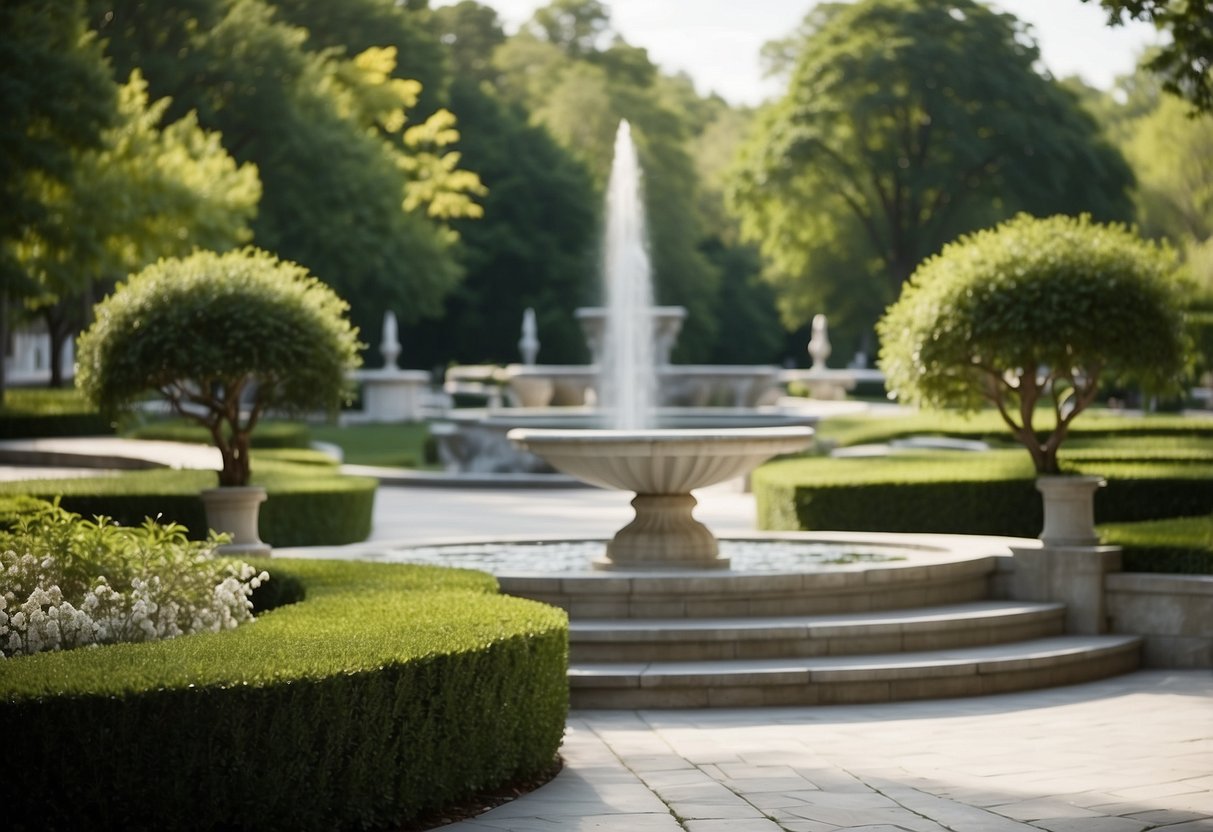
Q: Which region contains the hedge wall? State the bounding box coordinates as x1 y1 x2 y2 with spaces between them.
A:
0 462 376 546
1100 514 1213 574
0 388 112 438
754 450 1213 539
0 558 569 832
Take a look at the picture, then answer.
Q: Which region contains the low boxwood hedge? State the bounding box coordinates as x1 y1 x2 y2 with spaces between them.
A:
1099 514 1213 574
0 388 112 438
126 418 312 449
0 558 569 832
754 449 1213 540
0 460 376 546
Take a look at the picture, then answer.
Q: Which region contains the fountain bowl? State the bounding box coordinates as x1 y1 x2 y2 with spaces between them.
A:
508 425 813 571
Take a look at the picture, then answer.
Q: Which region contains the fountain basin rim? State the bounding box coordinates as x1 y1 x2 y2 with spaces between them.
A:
507 425 814 450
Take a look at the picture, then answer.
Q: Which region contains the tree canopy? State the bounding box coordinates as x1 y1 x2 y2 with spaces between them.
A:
77 248 360 486
86 0 482 350
1081 0 1213 112
878 214 1189 474
730 0 1134 355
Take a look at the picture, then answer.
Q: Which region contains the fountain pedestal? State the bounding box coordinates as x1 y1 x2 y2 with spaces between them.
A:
605 494 725 570
509 426 813 570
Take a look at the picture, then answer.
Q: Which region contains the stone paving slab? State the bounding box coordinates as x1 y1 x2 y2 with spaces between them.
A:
447 671 1212 831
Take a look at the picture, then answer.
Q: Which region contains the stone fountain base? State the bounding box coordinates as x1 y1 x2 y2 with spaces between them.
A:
601 494 727 570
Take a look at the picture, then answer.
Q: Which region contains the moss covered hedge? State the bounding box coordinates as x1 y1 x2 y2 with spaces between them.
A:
0 558 569 832
0 459 375 546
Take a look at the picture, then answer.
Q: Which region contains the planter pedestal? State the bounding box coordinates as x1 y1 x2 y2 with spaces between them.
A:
201 486 271 557
1036 474 1105 547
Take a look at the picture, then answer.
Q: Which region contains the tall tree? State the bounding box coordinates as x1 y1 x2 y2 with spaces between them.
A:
16 72 260 386
730 0 1134 348
0 0 116 400
493 0 722 361
88 0 481 355
1081 0 1213 112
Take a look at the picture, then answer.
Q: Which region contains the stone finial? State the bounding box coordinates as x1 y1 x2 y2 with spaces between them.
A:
808 313 831 369
519 307 540 366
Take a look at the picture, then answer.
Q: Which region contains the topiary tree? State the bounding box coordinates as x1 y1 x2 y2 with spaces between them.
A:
77 248 361 487
878 214 1190 475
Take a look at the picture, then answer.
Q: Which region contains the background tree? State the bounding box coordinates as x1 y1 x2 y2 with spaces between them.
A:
493 0 722 361
731 0 1134 361
16 72 260 386
878 214 1189 475
1080 0 1213 112
87 0 480 358
0 0 116 401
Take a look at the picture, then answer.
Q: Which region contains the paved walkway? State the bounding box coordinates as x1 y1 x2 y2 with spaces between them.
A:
453 672 1212 831
2 438 1211 830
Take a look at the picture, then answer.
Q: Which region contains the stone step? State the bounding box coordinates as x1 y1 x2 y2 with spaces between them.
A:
499 550 998 619
569 634 1142 709
569 601 1066 662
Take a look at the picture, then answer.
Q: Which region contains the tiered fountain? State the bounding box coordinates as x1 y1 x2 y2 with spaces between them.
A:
508 122 812 570
389 122 1143 707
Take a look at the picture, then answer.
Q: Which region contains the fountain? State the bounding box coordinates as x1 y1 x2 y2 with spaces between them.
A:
508 121 813 570
345 311 432 423
383 123 1143 707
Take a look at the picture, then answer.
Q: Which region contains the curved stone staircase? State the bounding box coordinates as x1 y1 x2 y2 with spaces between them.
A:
497 541 1141 708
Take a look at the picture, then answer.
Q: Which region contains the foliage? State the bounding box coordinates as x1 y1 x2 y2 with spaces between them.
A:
86 0 480 349
127 419 311 450
0 388 111 438
310 421 434 468
878 214 1189 473
753 449 1213 539
731 0 1134 350
0 504 267 657
16 71 260 386
491 0 722 361
1 459 377 547
1081 0 1213 112
1100 513 1213 574
0 0 117 401
76 249 361 487
0 557 568 831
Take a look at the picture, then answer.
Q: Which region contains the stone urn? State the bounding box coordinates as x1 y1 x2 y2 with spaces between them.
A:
200 486 271 556
1035 475 1106 547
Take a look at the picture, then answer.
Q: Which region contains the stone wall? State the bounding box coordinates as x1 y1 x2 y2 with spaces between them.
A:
1106 573 1213 669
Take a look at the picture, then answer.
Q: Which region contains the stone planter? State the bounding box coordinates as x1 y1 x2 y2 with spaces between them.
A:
1036 475 1106 547
200 486 271 556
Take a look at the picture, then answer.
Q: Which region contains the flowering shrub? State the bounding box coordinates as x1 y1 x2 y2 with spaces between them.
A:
0 504 268 658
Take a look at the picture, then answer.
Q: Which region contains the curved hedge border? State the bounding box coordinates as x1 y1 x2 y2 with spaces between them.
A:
754 449 1213 540
0 389 112 438
0 558 569 832
0 462 376 546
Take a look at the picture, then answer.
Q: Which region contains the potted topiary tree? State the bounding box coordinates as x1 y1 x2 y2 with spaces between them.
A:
76 248 361 554
878 214 1190 546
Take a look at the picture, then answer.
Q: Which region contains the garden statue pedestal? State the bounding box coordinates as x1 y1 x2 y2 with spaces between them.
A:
201 486 271 556
1036 475 1105 547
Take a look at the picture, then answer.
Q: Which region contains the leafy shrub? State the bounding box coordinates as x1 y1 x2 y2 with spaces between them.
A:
76 248 361 486
0 558 568 832
0 505 267 657
1100 514 1213 574
0 460 376 546
754 450 1213 539
0 388 111 438
127 419 312 449
879 214 1189 473
0 496 54 531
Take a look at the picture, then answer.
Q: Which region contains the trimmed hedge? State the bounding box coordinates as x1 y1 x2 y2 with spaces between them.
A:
0 388 112 438
754 450 1213 539
0 461 376 546
0 558 569 832
127 418 312 449
814 411 1213 450
1100 514 1213 574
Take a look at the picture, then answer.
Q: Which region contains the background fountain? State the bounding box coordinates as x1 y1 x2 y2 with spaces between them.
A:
509 121 813 570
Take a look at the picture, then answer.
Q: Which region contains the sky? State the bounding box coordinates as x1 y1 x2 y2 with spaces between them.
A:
431 0 1163 106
